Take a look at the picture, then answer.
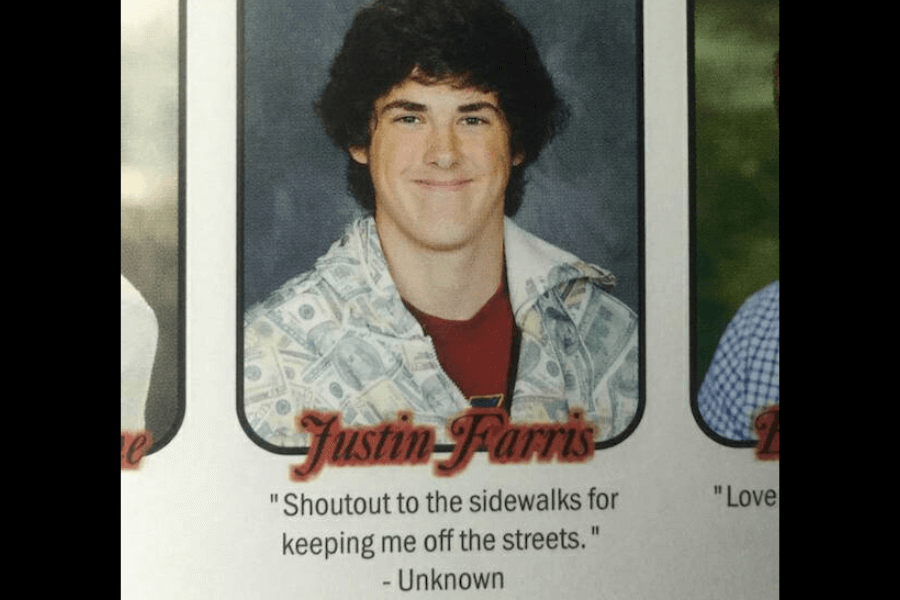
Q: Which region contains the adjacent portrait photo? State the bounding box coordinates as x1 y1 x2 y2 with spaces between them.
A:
691 0 779 445
121 0 184 453
239 0 644 452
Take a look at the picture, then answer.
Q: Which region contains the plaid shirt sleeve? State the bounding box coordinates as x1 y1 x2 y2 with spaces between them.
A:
697 281 779 441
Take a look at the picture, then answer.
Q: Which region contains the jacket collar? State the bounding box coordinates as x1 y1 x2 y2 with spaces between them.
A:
320 216 616 335
503 217 617 319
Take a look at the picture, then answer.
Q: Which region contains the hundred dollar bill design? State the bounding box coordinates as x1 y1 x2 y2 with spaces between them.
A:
244 217 639 448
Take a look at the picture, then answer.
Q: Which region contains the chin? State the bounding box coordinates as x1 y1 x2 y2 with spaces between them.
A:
416 230 475 253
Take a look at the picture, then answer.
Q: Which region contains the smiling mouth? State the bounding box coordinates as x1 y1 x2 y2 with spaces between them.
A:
414 178 472 190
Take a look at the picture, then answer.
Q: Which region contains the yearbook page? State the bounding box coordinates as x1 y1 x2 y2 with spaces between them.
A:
121 0 779 597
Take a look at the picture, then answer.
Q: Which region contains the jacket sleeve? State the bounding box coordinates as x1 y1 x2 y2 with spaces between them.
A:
243 291 338 447
579 282 639 441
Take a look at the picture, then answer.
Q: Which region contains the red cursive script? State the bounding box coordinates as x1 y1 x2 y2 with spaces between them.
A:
290 411 434 482
754 405 779 460
288 408 597 481
121 430 154 469
434 409 595 477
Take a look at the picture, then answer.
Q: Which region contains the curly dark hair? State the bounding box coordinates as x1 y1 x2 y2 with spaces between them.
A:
314 0 569 216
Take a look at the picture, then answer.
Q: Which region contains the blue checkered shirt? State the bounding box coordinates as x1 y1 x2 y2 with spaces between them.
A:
698 281 779 441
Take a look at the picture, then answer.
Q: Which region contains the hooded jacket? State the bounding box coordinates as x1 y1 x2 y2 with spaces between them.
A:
244 217 638 447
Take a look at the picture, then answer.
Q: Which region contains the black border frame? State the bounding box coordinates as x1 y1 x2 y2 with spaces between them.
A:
236 0 646 457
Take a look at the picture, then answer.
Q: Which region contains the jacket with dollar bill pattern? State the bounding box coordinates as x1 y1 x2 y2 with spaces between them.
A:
243 216 639 447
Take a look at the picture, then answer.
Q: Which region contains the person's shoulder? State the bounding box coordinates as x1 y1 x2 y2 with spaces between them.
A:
121 274 158 331
243 265 328 326
505 218 638 326
534 257 638 356
242 260 356 369
710 280 778 358
547 254 637 328
740 280 778 303
731 280 779 327
121 275 154 312
746 280 779 307
569 272 639 342
243 219 374 326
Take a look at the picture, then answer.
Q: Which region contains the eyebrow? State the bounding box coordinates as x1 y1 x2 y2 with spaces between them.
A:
459 102 501 114
379 100 427 115
378 100 502 115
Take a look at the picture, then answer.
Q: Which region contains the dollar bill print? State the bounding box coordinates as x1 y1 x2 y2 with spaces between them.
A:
243 217 638 449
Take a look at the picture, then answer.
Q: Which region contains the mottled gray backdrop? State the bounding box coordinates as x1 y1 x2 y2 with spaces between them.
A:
242 0 641 314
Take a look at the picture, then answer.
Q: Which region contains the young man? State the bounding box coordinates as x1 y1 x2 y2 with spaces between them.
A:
243 0 639 447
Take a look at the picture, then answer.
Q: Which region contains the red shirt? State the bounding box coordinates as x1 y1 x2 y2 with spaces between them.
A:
405 282 517 408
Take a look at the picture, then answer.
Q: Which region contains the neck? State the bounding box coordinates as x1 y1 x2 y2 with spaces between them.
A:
376 219 505 321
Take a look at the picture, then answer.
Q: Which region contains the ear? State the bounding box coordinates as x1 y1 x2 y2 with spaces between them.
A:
349 145 369 165
512 150 525 167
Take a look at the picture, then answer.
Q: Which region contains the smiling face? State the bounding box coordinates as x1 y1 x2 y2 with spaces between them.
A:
350 77 523 256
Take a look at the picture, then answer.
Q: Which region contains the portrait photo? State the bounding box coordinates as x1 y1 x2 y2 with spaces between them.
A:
121 0 184 453
239 0 644 452
691 0 779 445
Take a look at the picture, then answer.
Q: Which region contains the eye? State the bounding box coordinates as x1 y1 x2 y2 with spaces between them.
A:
394 115 421 124
462 116 489 126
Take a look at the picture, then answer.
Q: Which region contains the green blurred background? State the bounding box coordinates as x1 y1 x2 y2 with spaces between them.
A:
694 0 779 390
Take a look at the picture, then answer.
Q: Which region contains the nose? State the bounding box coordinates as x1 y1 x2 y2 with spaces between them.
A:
425 124 460 169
